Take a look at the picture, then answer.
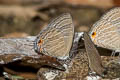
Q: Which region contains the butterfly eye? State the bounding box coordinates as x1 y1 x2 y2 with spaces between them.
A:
92 32 96 38
38 39 43 46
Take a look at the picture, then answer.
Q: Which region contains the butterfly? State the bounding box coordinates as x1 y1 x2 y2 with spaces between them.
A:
89 7 120 53
84 32 105 76
34 13 74 59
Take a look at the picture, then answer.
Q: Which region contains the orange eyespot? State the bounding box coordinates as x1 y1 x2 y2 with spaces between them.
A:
91 32 96 38
38 38 43 46
40 48 42 52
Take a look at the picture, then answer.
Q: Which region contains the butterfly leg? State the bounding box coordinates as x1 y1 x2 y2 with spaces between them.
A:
111 51 116 57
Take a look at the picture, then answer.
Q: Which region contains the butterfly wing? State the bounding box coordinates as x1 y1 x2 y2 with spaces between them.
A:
84 32 105 76
101 7 120 35
101 7 120 22
89 7 120 51
37 13 74 59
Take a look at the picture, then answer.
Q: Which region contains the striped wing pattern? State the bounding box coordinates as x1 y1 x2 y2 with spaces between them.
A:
35 13 74 59
89 7 120 51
